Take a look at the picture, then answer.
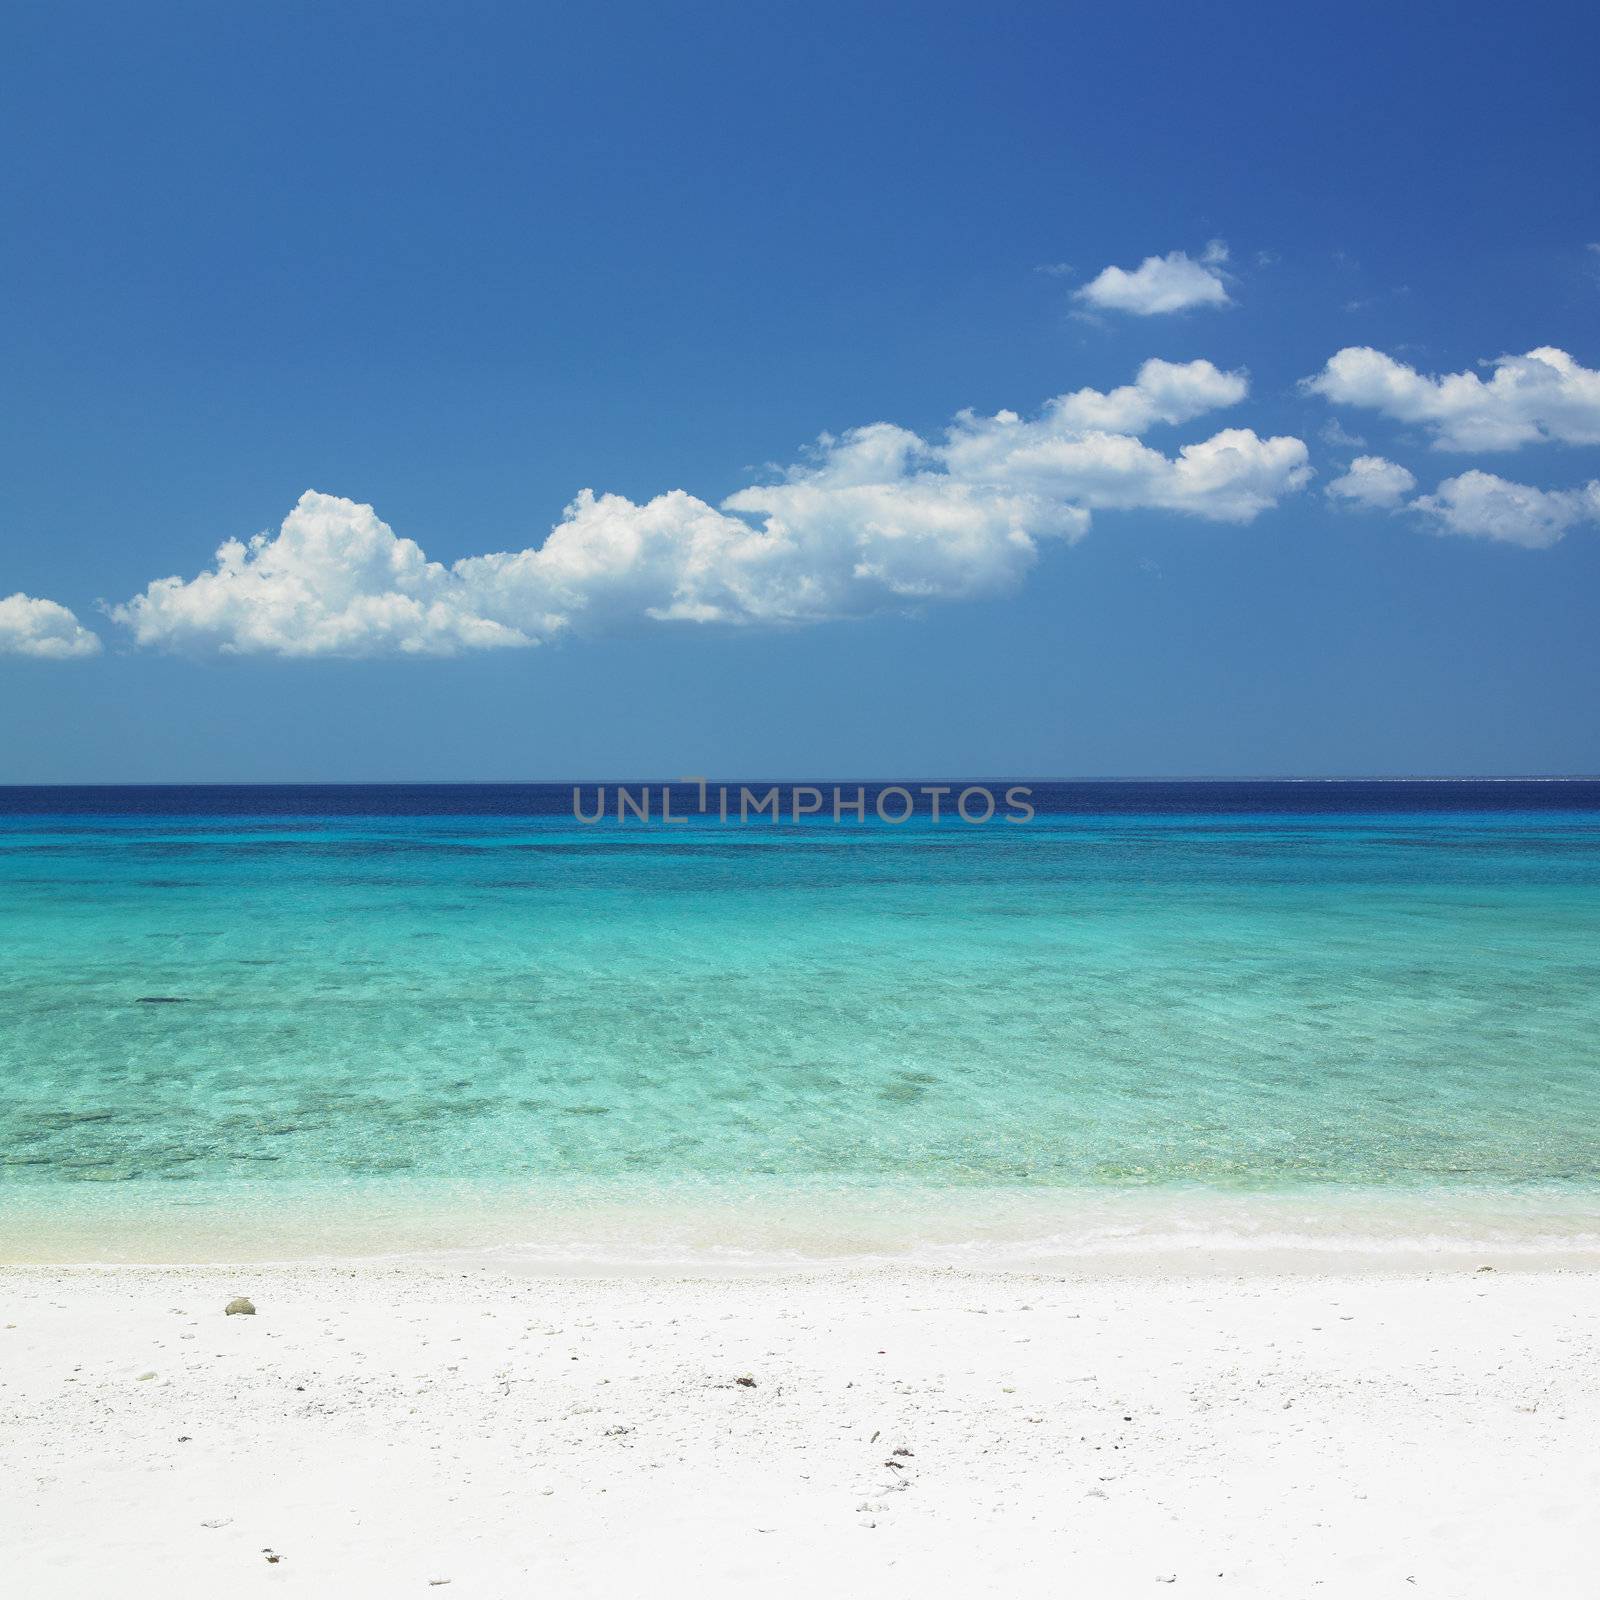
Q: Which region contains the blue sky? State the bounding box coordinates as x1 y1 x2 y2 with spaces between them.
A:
3 0 1598 780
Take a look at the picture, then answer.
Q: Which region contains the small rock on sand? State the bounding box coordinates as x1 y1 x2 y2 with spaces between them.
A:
225 1297 256 1316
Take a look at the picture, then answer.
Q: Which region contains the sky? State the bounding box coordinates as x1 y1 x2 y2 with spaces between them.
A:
2 0 1598 781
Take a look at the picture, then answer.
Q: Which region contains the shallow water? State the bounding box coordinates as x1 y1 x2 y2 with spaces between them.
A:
3 782 1599 1260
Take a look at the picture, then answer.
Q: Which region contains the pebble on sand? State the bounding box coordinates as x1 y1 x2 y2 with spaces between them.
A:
225 1297 257 1316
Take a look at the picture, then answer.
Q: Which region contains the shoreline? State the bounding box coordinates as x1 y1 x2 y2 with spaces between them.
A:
5 1180 1600 1273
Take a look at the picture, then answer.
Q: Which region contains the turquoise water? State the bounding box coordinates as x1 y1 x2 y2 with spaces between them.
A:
3 784 1600 1260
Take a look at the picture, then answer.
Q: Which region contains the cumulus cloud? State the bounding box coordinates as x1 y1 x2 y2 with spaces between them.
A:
1041 357 1247 433
0 593 102 659
1073 242 1232 316
1326 455 1418 510
1411 471 1600 548
112 478 1083 657
941 421 1308 523
1318 448 1600 549
111 364 1312 657
1303 346 1600 451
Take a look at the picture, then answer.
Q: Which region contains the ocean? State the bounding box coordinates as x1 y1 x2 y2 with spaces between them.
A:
3 781 1599 1265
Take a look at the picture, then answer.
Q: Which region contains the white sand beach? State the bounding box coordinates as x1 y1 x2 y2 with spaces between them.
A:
4 1261 1597 1598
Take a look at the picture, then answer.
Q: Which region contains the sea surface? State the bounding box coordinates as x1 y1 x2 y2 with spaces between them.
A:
3 781 1599 1265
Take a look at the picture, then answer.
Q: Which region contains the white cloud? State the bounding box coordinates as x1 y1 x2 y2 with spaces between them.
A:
1043 358 1248 434
112 496 544 657
941 420 1309 523
1326 455 1417 511
1411 471 1600 548
1073 243 1232 316
0 593 102 659
1318 449 1600 548
1303 346 1600 450
111 479 1085 656
936 360 1291 518
111 366 1311 658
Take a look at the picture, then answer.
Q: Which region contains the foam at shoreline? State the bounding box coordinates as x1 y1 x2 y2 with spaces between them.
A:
7 1180 1600 1273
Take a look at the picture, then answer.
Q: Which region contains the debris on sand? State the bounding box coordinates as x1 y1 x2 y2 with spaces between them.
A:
225 1297 257 1316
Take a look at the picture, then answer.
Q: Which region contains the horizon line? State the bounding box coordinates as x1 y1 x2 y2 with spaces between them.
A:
4 774 1600 789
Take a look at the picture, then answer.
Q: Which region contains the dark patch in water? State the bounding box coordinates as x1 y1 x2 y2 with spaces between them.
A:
136 996 189 1004
879 1080 929 1103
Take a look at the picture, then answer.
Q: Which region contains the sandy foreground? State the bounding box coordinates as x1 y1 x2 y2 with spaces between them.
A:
3 1261 1597 1599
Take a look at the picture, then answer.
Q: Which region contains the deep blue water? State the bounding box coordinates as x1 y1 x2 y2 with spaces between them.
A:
5 778 1599 818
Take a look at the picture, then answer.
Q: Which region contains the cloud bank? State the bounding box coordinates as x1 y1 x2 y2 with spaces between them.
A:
1073 243 1232 316
1304 346 1600 451
0 593 102 659
110 360 1311 657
